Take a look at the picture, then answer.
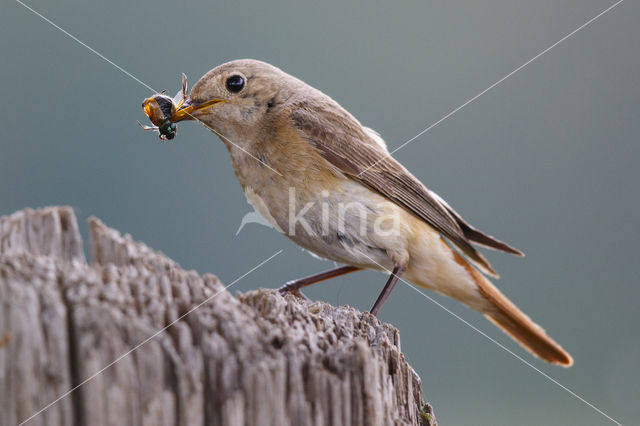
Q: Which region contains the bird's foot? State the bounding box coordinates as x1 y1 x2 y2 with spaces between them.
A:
277 282 312 302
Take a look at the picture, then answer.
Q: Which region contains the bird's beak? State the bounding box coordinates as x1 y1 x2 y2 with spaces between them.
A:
172 98 226 122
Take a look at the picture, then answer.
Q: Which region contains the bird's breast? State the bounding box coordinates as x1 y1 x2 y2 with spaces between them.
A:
227 138 412 268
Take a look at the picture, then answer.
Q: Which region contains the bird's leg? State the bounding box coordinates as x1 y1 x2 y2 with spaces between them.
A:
278 265 361 300
370 265 406 316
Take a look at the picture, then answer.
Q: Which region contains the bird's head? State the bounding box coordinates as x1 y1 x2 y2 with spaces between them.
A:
173 59 302 141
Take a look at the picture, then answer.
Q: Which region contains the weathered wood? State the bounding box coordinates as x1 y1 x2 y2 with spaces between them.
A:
0 207 436 426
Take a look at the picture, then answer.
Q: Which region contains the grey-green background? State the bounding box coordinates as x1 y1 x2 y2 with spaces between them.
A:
2 0 638 424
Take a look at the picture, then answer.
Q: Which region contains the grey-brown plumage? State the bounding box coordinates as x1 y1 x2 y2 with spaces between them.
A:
170 59 572 366
290 106 523 277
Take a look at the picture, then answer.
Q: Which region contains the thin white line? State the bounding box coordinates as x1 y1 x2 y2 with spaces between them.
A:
355 249 623 426
14 0 155 93
358 0 624 176
14 0 284 177
185 110 284 176
17 249 283 426
12 0 625 421
405 285 622 425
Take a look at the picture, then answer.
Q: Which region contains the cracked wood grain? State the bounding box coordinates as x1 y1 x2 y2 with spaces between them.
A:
0 206 436 426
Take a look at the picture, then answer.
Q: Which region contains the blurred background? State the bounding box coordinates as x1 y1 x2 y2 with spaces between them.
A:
1 0 638 424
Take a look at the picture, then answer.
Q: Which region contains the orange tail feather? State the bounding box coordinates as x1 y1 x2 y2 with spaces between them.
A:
451 249 573 366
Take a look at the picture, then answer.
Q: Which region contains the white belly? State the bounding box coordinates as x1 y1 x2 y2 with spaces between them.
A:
244 179 411 270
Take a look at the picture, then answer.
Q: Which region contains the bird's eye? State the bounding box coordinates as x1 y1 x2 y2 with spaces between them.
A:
226 75 245 93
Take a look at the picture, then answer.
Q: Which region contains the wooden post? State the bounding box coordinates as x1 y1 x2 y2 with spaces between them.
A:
0 207 436 426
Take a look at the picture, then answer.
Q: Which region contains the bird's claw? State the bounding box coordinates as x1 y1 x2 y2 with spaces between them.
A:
278 283 312 302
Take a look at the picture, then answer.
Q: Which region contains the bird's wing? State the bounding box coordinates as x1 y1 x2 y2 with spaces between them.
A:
289 104 523 277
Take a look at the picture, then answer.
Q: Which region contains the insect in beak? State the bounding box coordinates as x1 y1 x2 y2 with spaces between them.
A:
171 97 227 122
139 73 225 140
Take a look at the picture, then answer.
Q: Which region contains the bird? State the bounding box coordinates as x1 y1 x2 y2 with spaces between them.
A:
170 59 573 366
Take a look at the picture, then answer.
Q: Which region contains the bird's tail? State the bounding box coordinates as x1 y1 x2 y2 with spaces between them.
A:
450 249 573 366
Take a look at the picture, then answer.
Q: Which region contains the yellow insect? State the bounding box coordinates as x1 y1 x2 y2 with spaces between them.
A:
138 74 190 140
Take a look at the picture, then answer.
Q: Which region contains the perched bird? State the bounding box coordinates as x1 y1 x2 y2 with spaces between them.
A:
171 59 572 366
